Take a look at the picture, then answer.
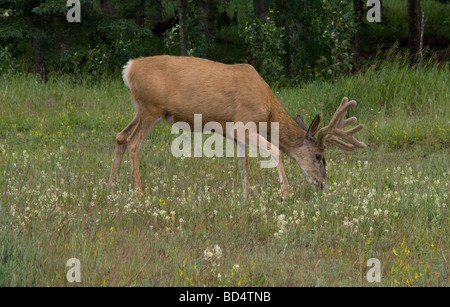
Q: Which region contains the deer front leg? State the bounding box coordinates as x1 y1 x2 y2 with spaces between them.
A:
274 151 289 199
245 131 289 199
238 149 248 198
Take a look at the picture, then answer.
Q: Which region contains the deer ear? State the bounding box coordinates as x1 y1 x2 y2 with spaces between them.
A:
307 114 321 137
295 115 308 131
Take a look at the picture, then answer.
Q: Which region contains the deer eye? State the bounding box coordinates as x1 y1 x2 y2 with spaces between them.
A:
316 154 322 161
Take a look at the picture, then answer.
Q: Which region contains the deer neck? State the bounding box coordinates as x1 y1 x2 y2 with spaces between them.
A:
269 100 306 157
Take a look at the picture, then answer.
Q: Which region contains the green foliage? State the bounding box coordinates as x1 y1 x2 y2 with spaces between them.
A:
269 0 357 83
0 0 152 76
1 0 449 85
240 12 286 86
30 0 68 15
163 0 216 58
0 46 16 73
162 23 181 54
232 0 358 84
59 36 149 76
218 0 253 25
360 0 450 55
313 0 357 79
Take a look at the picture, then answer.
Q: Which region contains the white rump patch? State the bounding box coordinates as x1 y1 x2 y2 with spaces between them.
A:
122 60 133 90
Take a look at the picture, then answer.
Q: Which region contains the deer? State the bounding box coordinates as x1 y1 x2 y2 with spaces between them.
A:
109 55 366 199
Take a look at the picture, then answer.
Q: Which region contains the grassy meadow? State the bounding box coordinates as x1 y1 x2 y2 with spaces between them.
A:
0 58 449 286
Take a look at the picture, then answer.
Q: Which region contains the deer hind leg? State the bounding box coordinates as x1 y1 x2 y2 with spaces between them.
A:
127 113 162 192
109 114 140 184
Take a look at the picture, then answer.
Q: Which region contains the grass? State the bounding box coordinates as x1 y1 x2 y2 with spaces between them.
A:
0 58 449 286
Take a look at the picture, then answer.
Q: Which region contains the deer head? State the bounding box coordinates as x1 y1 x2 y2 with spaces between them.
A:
292 97 367 189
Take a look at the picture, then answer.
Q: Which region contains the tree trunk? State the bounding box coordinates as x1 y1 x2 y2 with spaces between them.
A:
100 0 117 15
32 36 47 82
177 0 188 56
352 0 364 71
149 0 163 28
134 0 146 27
253 0 268 20
407 0 422 56
201 0 216 42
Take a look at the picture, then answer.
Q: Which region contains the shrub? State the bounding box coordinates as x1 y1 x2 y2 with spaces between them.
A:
240 12 286 86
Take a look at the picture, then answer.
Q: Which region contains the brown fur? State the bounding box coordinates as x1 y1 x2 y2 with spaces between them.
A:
109 56 365 198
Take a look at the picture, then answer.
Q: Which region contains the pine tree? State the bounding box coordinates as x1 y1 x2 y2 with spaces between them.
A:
0 0 152 78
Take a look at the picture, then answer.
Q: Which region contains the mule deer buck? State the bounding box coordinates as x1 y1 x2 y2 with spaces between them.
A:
109 55 366 198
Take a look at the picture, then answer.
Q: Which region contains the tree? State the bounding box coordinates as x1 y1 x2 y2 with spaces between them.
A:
407 0 423 57
149 0 163 28
0 0 71 81
266 0 357 82
177 0 187 55
352 0 364 71
253 0 268 20
100 0 118 15
0 0 152 78
200 0 215 42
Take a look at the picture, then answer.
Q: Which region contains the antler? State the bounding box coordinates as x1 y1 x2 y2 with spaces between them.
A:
317 97 367 151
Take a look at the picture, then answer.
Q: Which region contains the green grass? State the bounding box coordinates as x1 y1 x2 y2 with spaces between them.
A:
0 59 449 286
